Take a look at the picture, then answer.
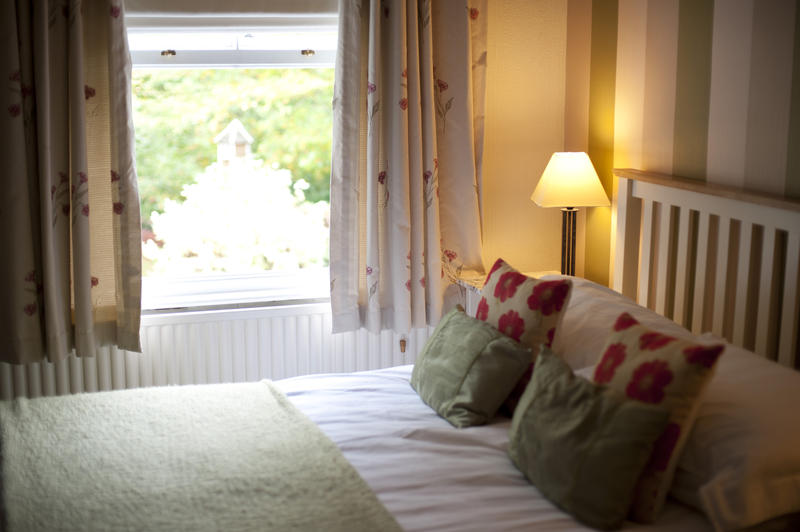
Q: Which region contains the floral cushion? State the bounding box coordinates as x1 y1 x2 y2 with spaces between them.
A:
476 258 572 349
475 259 572 414
592 312 725 523
509 349 670 531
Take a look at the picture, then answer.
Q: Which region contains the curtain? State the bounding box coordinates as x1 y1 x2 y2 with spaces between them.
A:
330 0 487 334
0 0 142 364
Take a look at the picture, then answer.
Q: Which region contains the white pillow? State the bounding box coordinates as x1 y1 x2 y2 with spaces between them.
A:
669 342 800 531
548 276 692 370
551 277 800 530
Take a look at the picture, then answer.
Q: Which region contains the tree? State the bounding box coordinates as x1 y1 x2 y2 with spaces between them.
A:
132 68 334 230
143 156 329 276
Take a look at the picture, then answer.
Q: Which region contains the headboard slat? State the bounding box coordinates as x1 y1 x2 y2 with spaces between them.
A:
639 198 655 309
779 233 800 367
692 211 711 336
673 208 691 328
733 221 754 347
655 204 672 317
755 228 777 355
712 216 731 339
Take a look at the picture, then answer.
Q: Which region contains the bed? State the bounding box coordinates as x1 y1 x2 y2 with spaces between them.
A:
2 169 800 532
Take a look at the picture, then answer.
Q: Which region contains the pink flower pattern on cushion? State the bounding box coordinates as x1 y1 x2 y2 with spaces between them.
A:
497 309 525 342
527 280 570 316
476 259 572 416
626 360 673 404
646 422 681 472
483 258 504 286
593 311 726 522
614 312 639 331
475 297 489 321
494 271 526 302
594 343 627 384
683 344 724 368
477 258 572 350
639 332 676 351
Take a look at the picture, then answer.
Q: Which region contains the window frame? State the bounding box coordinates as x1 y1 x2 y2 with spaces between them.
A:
129 20 335 311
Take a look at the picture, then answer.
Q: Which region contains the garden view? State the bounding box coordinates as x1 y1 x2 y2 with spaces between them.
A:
132 68 334 276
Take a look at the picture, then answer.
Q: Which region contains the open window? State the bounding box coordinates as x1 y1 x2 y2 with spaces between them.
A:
127 15 336 311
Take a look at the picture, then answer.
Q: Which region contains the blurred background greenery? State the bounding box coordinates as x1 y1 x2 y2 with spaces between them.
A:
132 68 334 232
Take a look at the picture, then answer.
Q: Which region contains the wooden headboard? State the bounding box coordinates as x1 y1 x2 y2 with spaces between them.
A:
612 169 800 369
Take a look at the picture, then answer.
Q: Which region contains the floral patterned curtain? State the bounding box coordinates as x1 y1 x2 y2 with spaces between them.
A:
0 0 142 364
330 0 487 334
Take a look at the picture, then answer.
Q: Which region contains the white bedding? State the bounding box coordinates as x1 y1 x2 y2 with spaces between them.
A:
278 366 712 532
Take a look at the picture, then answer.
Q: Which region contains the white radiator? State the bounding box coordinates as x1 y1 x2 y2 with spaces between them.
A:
0 302 432 400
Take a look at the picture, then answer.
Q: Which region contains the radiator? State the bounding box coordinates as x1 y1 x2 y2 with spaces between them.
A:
0 302 432 400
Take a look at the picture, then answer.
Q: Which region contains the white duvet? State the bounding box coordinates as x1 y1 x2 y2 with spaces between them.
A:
278 365 712 532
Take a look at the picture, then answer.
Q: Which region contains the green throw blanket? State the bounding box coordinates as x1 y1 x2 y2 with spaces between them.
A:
0 381 401 532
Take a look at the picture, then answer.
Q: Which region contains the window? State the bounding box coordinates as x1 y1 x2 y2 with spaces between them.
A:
128 22 336 310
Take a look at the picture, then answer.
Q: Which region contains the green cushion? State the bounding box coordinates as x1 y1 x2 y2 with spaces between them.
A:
410 307 532 428
509 349 669 530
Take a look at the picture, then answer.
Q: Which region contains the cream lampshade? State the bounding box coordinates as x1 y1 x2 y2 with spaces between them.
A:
531 152 610 275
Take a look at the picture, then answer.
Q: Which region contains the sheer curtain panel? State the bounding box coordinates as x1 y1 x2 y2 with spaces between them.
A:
330 0 487 334
0 0 142 364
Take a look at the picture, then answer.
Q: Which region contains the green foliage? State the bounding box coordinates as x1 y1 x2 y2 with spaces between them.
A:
132 68 334 230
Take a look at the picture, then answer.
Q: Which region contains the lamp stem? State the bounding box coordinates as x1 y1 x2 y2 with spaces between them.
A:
560 208 578 276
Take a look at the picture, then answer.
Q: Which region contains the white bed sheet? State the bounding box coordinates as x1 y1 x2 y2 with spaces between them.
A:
278 366 711 532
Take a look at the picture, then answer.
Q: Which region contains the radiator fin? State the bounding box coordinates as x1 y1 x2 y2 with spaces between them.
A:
0 303 432 399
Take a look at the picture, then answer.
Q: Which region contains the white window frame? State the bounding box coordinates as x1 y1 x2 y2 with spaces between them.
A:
130 18 335 312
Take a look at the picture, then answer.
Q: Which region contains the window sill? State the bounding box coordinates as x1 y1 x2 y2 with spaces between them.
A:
141 268 330 313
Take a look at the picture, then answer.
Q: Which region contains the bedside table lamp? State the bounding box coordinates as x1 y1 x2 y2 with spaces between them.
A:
531 152 610 276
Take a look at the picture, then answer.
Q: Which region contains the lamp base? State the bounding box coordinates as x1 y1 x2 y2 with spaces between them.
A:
561 208 577 276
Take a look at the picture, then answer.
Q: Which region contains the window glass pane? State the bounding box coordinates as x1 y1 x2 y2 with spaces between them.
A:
132 68 333 277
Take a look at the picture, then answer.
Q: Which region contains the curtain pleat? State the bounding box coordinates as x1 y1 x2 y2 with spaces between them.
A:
0 0 142 364
330 0 487 334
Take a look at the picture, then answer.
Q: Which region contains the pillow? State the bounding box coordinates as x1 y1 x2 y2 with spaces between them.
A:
509 348 669 531
593 312 725 523
669 341 800 531
549 276 693 370
476 258 572 349
476 259 572 412
410 307 532 428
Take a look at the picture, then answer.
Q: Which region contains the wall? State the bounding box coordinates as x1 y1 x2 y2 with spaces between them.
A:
573 0 800 285
482 0 570 274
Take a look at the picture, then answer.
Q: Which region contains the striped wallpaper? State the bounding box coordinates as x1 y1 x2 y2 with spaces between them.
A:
567 0 800 285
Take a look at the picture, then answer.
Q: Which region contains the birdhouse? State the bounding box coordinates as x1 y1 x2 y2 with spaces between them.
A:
213 119 254 165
